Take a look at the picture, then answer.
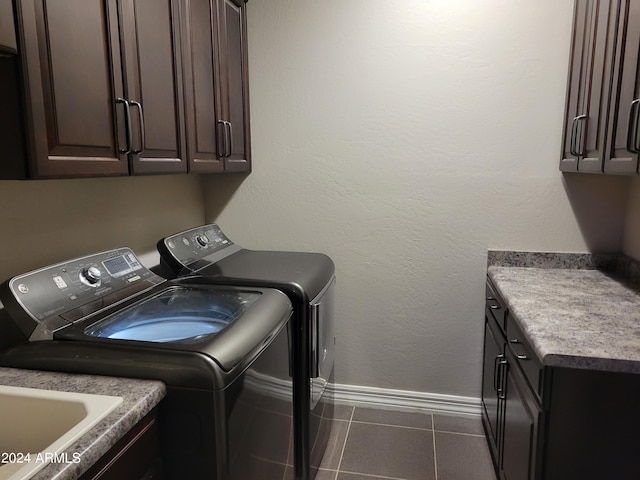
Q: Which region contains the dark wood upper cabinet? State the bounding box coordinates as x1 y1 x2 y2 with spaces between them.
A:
560 0 619 174
181 0 250 174
560 0 640 176
2 0 250 179
120 0 187 175
218 0 251 172
181 0 225 173
13 0 130 178
604 0 640 174
0 0 18 53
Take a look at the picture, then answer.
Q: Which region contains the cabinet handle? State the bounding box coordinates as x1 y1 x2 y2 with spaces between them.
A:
130 100 145 155
497 358 508 400
516 354 529 361
117 97 132 154
570 114 587 157
627 99 640 154
510 339 520 344
226 121 233 157
493 354 505 393
489 304 500 310
217 120 228 158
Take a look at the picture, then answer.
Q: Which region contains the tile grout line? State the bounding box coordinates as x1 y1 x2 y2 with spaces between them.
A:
432 414 439 480
334 406 356 480
350 419 433 432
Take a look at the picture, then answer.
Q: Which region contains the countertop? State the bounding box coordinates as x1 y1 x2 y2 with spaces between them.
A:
488 259 640 374
0 367 166 480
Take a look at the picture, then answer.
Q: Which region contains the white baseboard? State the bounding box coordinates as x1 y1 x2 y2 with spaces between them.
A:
327 383 482 417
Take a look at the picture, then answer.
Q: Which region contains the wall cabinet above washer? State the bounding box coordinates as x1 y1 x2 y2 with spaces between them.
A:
182 0 251 174
0 0 250 179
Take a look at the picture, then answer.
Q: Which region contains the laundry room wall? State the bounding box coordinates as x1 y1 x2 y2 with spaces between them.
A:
0 175 205 283
623 177 640 260
203 1 631 398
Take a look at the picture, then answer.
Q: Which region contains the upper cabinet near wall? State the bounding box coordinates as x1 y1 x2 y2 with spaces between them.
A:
0 0 17 53
181 0 250 174
561 0 640 175
560 0 618 173
0 0 249 179
218 0 251 172
605 1 640 173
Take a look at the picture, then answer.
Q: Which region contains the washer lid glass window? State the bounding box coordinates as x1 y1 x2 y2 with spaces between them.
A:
85 286 261 344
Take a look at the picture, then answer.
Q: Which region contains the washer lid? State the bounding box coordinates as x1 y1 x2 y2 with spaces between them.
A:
84 286 261 344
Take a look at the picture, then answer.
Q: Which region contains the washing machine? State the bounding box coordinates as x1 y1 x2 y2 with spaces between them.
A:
0 247 294 480
157 224 335 480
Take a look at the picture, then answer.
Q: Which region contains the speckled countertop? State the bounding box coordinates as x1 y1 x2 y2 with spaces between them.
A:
488 251 640 374
0 367 166 480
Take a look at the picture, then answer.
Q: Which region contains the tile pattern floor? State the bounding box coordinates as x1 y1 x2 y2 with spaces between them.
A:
313 405 497 480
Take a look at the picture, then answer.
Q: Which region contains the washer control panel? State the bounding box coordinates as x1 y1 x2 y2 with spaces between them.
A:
1 248 164 340
159 224 242 271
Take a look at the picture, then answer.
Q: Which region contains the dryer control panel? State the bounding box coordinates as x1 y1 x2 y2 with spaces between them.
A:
0 248 165 341
158 224 242 273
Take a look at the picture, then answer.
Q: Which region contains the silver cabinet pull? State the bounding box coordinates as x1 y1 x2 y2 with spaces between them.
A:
497 359 508 400
627 99 640 154
217 120 229 158
226 121 233 157
493 354 505 393
570 114 587 157
117 97 132 154
130 100 145 155
516 354 529 361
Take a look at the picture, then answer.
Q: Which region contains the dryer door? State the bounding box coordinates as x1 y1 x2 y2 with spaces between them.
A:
310 276 336 409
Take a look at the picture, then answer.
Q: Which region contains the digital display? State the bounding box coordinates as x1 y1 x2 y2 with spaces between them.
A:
103 254 141 277
103 256 129 275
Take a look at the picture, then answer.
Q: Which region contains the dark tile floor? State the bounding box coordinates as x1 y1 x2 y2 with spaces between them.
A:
313 405 497 480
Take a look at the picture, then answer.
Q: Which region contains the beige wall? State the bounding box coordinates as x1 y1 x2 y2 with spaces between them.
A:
204 0 630 397
623 177 640 259
0 175 205 281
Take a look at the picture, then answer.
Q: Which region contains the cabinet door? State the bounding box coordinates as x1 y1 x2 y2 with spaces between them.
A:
0 0 17 53
502 354 540 480
18 0 129 178
561 0 592 172
120 0 187 174
481 317 505 457
561 0 619 173
605 0 640 173
579 0 619 173
181 0 224 173
217 0 251 172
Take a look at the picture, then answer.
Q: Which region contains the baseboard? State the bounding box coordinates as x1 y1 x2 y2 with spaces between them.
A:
328 383 482 417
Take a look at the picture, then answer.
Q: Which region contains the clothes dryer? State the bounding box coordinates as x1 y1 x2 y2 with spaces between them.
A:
158 224 335 480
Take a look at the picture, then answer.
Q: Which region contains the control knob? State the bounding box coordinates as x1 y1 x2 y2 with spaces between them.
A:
196 234 210 247
79 266 102 287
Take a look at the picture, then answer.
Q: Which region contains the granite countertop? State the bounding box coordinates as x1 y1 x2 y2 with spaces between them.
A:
487 253 640 374
0 367 166 480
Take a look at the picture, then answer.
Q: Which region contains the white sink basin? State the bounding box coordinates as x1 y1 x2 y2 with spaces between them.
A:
0 385 123 480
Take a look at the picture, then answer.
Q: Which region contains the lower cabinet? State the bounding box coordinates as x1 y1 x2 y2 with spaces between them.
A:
79 408 163 480
501 348 541 480
482 278 541 480
482 276 640 480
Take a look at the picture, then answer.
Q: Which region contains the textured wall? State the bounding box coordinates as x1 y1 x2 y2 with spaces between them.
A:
204 1 630 397
0 175 205 281
624 177 640 259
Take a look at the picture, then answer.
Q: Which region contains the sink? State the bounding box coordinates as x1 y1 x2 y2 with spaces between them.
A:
0 385 123 480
